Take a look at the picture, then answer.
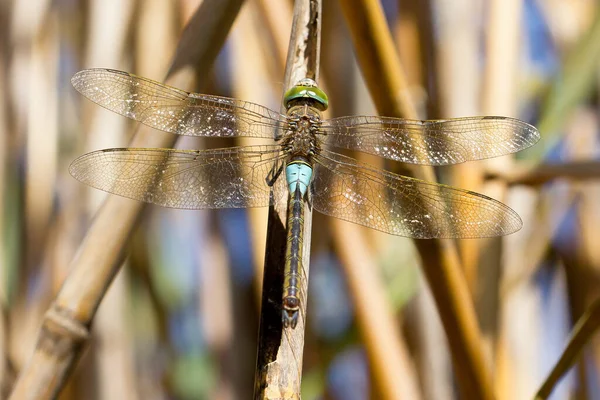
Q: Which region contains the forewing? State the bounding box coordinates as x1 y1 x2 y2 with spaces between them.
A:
320 116 540 165
311 150 522 238
71 69 286 138
70 145 285 209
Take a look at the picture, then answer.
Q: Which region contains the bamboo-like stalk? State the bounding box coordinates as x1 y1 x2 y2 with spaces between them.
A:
24 2 59 296
8 0 245 398
81 1 138 398
338 1 495 399
433 0 483 293
253 0 320 398
135 0 179 79
478 3 525 398
332 219 422 400
8 1 61 382
393 4 454 400
6 0 52 367
128 2 181 396
534 298 600 399
321 4 425 398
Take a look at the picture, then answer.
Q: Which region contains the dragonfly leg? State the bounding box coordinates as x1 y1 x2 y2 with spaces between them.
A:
266 162 284 187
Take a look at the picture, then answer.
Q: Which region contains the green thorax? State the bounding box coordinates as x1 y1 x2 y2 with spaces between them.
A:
283 78 328 111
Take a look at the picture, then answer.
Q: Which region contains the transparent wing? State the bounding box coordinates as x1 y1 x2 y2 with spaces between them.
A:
69 145 286 209
320 116 540 165
311 150 522 238
71 69 287 138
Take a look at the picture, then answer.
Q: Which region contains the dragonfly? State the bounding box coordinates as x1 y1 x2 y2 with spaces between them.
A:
70 69 540 329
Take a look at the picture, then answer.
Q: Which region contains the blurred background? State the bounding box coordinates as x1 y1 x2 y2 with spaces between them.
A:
1 0 599 399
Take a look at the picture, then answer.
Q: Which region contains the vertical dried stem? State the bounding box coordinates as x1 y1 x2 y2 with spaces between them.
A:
534 298 600 400
8 0 244 398
332 219 423 400
82 1 137 398
253 0 320 398
478 1 526 398
338 0 495 399
433 0 483 291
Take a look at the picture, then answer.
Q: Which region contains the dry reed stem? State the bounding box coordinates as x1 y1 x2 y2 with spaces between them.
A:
24 10 59 284
8 0 245 398
534 298 600 399
332 219 422 400
253 1 320 398
320 7 425 398
338 1 495 399
83 1 138 398
321 9 425 397
8 3 59 375
434 0 483 292
479 2 524 396
135 0 179 79
8 3 63 385
394 4 455 399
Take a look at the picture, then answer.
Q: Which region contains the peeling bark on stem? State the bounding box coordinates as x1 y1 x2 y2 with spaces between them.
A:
253 1 321 398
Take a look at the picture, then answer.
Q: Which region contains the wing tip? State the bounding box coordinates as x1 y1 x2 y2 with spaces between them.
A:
500 206 523 236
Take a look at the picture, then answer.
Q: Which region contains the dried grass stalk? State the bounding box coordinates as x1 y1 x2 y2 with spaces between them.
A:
338 0 495 398
534 298 600 399
8 0 245 398
332 219 422 400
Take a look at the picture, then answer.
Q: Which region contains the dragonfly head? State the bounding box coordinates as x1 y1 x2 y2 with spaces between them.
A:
284 78 329 111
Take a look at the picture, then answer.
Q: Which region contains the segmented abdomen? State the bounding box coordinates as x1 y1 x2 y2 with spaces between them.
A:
282 186 304 328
